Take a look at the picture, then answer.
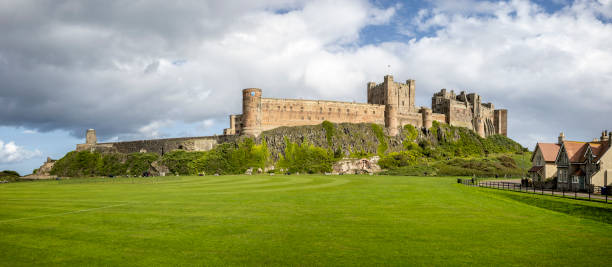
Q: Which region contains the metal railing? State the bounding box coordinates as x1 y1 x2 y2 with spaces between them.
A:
458 178 610 204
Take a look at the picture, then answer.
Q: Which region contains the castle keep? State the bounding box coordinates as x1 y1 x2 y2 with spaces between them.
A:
77 75 507 153
224 75 507 138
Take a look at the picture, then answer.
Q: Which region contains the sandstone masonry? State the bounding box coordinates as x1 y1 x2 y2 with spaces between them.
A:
224 75 507 138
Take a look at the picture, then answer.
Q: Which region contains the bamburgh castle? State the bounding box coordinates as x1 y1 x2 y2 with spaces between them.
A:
77 75 507 153
224 75 507 138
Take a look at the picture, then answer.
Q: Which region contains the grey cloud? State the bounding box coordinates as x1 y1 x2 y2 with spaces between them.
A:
0 0 392 139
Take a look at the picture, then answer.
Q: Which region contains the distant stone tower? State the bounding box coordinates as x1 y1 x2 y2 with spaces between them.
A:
241 88 262 137
86 129 97 144
367 75 416 136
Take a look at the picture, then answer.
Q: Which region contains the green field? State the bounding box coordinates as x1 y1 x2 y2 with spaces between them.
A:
1 175 610 266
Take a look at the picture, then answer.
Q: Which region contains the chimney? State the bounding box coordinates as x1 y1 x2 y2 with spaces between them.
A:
558 132 565 144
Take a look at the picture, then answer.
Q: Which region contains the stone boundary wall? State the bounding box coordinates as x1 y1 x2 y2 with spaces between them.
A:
77 135 238 154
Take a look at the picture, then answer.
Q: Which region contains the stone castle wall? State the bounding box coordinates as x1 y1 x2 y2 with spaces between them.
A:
260 98 385 131
225 75 507 138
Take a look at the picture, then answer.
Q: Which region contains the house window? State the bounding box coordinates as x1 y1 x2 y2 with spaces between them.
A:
558 169 566 182
572 176 579 183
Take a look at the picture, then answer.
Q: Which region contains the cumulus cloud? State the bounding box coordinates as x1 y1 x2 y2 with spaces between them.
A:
0 140 42 164
0 0 610 149
0 0 396 140
400 0 612 146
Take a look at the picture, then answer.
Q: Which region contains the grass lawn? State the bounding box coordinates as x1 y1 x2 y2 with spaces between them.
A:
1 175 610 266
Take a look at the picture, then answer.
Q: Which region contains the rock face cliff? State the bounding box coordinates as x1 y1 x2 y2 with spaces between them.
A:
257 121 523 161
259 123 406 160
23 157 58 179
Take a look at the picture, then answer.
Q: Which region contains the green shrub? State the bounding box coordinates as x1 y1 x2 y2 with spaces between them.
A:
0 170 20 177
349 149 373 158
277 138 337 174
371 124 388 155
380 164 437 176
403 124 418 142
378 150 423 169
191 138 269 175
162 150 207 175
51 151 102 177
322 120 335 147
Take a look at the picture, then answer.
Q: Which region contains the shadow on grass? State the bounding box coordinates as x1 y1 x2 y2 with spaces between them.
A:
488 190 612 225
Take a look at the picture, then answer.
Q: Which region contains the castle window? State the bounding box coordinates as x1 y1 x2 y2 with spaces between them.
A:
290 106 292 110
278 106 280 109
347 109 350 113
373 111 375 114
329 108 332 112
338 108 341 112
402 101 405 106
364 110 367 114
320 107 322 112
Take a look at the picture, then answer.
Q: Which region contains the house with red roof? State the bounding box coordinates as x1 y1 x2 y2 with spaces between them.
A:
529 142 560 183
554 131 611 191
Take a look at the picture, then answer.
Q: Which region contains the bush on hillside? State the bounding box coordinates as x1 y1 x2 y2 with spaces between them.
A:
0 170 20 177
277 138 337 174
371 124 388 155
51 151 159 177
378 150 423 169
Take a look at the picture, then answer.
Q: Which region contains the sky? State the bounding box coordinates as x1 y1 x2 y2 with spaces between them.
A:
1 0 611 175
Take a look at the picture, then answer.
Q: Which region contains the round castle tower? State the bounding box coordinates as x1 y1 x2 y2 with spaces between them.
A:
420 107 432 129
241 88 262 137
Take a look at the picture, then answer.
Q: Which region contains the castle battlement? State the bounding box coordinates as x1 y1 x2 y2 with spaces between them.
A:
224 75 507 138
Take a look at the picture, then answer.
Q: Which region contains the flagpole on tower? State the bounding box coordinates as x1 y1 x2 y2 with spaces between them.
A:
387 64 391 75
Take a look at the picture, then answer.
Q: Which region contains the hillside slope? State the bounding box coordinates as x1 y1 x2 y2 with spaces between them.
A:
48 122 528 177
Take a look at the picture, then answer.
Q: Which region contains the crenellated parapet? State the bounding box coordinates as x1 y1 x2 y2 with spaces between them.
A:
222 75 507 138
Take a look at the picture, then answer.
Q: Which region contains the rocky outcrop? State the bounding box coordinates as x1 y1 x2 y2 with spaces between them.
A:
332 156 381 174
23 157 57 179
